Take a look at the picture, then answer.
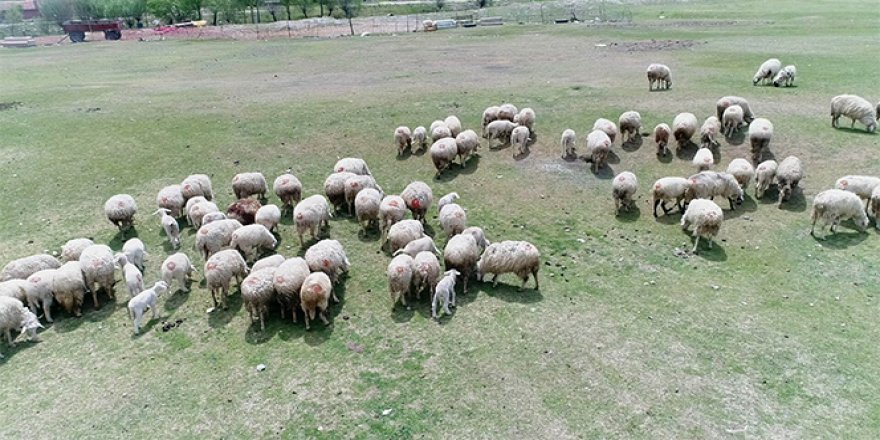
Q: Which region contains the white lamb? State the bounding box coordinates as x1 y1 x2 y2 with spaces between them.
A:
122 238 147 273
754 160 778 199
810 189 869 238
437 192 460 212
681 199 724 253
693 147 715 172
154 208 181 249
161 252 197 293
115 253 144 298
831 94 877 133
431 269 460 319
753 58 782 86
560 129 577 159
128 281 168 334
612 172 638 214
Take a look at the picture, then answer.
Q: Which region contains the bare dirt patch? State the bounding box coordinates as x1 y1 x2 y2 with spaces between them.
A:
608 39 705 52
0 102 22 111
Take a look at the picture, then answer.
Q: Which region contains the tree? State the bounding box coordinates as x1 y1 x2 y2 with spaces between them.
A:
205 0 235 24
338 0 359 35
39 0 76 26
434 0 444 11
288 0 311 19
4 5 23 36
475 0 490 8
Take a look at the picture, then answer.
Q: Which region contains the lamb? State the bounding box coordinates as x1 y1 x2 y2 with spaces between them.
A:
754 160 779 198
385 219 425 253
0 296 42 355
753 58 782 86
401 181 433 223
161 252 197 293
412 126 428 151
230 224 278 262
304 239 350 292
412 251 441 299
0 280 27 303
560 129 577 159
592 118 619 145
232 172 268 200
379 195 407 243
772 65 796 87
776 156 804 205
693 148 715 172
394 126 413 155
485 120 517 147
612 172 639 214
835 175 880 203
514 108 536 132
204 249 248 309
181 174 214 201
870 186 880 229
154 208 181 249
251 254 286 273
722 105 744 137
334 157 371 176
300 272 332 330
241 268 276 331
439 203 467 237
393 235 441 258
61 238 94 263
830 94 877 133
646 63 672 90
716 96 755 124
201 212 226 225
444 115 462 137
651 177 690 217
672 112 698 149
355 188 383 232
431 269 460 319
156 184 185 218
0 254 60 282
431 125 452 142
226 198 262 225
455 129 481 168
686 171 744 210
437 192 460 212
618 111 641 144
443 233 480 294
498 103 518 121
430 138 459 176
104 194 137 234
128 281 168 334
273 257 310 321
187 200 219 229
195 218 243 259
748 118 774 164
293 195 332 246
344 174 381 215
585 129 611 173
324 171 357 212
653 123 671 156
481 106 501 136
114 253 143 298
122 238 147 273
50 262 86 317
510 126 531 157
273 171 303 210
24 269 56 323
700 116 721 149
255 204 281 232
681 199 724 253
476 240 540 290
810 189 869 238
79 244 116 308
726 158 756 189
388 254 415 308
462 226 490 251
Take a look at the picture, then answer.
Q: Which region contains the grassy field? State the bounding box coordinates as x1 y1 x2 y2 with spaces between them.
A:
1 0 879 438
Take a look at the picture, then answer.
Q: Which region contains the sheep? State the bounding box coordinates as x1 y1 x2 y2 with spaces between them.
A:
128 281 168 334
646 63 672 90
241 268 276 331
485 120 517 147
154 208 181 249
50 262 86 317
187 200 219 229
754 160 779 198
114 253 143 299
255 204 281 232
413 126 428 151
651 177 690 217
195 218 243 259
810 189 869 238
748 118 774 164
0 280 27 303
104 194 137 234
232 172 268 200
439 203 467 237
79 244 115 308
184 195 208 216
300 272 332 330
727 158 756 189
0 254 60 282
514 108 536 131
455 129 481 168
481 106 501 136
324 171 357 212
122 238 147 273
230 224 278 262
24 269 55 323
251 254 285 273
344 174 381 215
776 156 804 205
693 148 715 172
462 226 490 251
616 111 641 144
870 186 880 229
476 241 541 290
443 233 480 294
201 212 226 225
273 257 310 322
430 120 447 134
334 157 371 176
156 184 184 218
401 181 433 223
511 126 531 157
0 296 42 355
772 65 797 87
672 112 698 149
385 219 425 253
585 129 611 173
431 269 460 319
612 172 639 214
394 126 413 155
753 58 782 86
653 123 671 156
835 175 880 204
393 235 441 258
351 187 382 233
204 249 248 309
61 238 94 263
592 118 619 145
181 174 214 201
273 171 303 210
437 192 460 212
685 171 744 210
226 198 262 225
161 252 197 293
379 195 407 243
722 105 744 137
561 129 577 159
388 254 415 308
304 239 350 293
700 116 721 149
681 199 724 253
293 195 332 246
431 125 453 143
430 138 459 176
830 94 877 133
444 115 462 137
498 103 518 121
412 251 441 299
716 96 755 124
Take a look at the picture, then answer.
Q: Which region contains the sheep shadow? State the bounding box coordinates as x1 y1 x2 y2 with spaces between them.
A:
607 150 621 165
561 154 580 162
279 211 294 226
478 280 543 303
834 127 877 136
164 288 191 312
395 148 414 161
108 229 140 251
724 195 758 220
208 290 244 328
654 212 683 225
434 157 481 182
391 302 416 323
412 145 428 156
244 319 281 344
656 150 674 164
357 226 381 243
513 147 532 161
675 140 699 161
621 135 643 152
591 164 615 180
691 241 728 261
778 188 807 212
129 317 162 339
725 130 746 146
811 228 869 248
616 205 641 222
0 337 41 362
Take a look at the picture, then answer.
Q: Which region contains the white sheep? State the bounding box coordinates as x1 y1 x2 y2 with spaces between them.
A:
722 105 744 138
481 106 501 136
476 240 541 290
618 111 641 143
585 129 611 173
273 171 303 210
128 281 168 334
201 212 226 225
241 268 276 332
430 120 447 134
748 118 773 164
161 252 197 293
412 251 441 299
394 126 413 155
716 96 755 124
300 272 332 330
255 204 281 233
431 269 460 319
401 181 433 223
653 123 671 156
693 148 715 172
455 129 481 168
154 208 181 249
0 279 27 303
437 192 460 212
511 126 531 157
61 238 94 263
388 254 414 308
514 108 536 131
379 195 407 243
195 218 243 259
753 58 782 86
754 160 778 198
560 129 577 159
612 172 639 214
333 157 371 176
230 224 278 262
700 116 721 149
831 94 877 133
204 249 248 309
485 120 517 147
181 174 214 201
835 175 880 205
79 244 115 308
355 187 383 232
156 184 184 218
443 233 480 294
431 125 453 143
439 203 467 237
651 177 690 217
50 261 86 317
251 254 285 273
122 238 146 273
385 219 425 253
430 138 459 176
304 239 349 293
686 171 745 210
393 235 440 258
187 200 219 229
776 156 804 205
672 112 698 149
232 172 268 199
293 194 332 246
0 296 42 356
681 199 724 253
592 118 619 145
772 65 796 87
184 195 207 216
444 115 462 137
462 226 490 251
498 103 518 121
413 126 428 150
24 269 55 323
726 158 756 189
273 257 310 322
810 189 869 238
104 194 137 234
324 171 357 212
870 186 880 229
0 254 60 282
114 253 143 299
646 63 672 90
344 174 381 215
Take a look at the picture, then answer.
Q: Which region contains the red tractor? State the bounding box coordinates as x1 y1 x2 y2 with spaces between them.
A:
61 20 123 43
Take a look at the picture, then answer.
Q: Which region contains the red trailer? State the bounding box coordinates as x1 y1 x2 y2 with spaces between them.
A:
61 20 123 43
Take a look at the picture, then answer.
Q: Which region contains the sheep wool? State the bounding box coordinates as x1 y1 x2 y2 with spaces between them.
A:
181 174 214 201
161 252 197 293
25 269 56 323
412 126 428 150
586 129 612 173
232 172 268 199
273 257 310 322
831 94 877 133
394 126 413 155
748 118 774 165
128 281 168 335
293 195 331 246
810 189 869 238
485 120 517 147
379 195 407 243
681 199 724 253
653 124 671 156
388 254 415 308
79 244 116 308
226 198 262 225
481 106 501 136
462 226 490 251
443 233 480 294
618 111 641 143
273 172 303 209
355 188 383 232
385 219 425 253
672 112 698 149
0 279 27 303
455 129 481 168
412 251 441 299
324 171 357 212
592 118 619 145
726 158 756 189
230 224 278 262
400 181 433 223
651 177 690 217
50 261 86 317
511 126 531 157
439 203 467 237
776 156 804 205
156 184 185 218
444 115 462 138
300 272 332 330
700 116 721 149
498 103 518 121
646 63 672 90
772 65 796 87
251 254 285 273
716 96 755 124
104 194 138 233
754 160 778 198
431 125 452 143
514 108 536 132
60 238 94 263
612 172 639 214
432 269 460 319
122 238 147 273
476 241 540 290
870 186 880 229
241 268 277 332
430 138 459 176
561 129 577 159
196 218 243 259
722 105 744 137
0 254 61 282
187 200 219 229
0 296 42 353
334 157 371 176
753 58 782 86
693 148 715 172
204 249 248 309
255 204 282 232
304 239 350 294
344 174 381 215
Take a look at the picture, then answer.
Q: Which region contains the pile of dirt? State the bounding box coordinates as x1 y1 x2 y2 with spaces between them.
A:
608 39 704 52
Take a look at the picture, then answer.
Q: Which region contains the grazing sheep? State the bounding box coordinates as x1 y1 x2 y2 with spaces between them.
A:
412 251 441 299
646 63 672 90
727 158 756 189
393 235 440 258
693 148 715 172
776 156 804 205
455 129 481 168
255 204 281 233
334 157 371 176
230 224 278 262
831 94 877 133
379 195 407 243
481 106 501 136
585 130 612 173
79 244 115 308
430 138 459 176
0 296 42 355
114 253 143 298
161 252 197 293
835 175 880 207
388 254 415 308
430 120 447 134
592 118 619 145
753 58 782 86
413 126 428 150
612 172 639 214
443 234 480 294
476 241 540 290
437 192 460 212
462 226 490 251
394 126 413 155
241 268 276 332
201 212 226 226
251 254 285 273
0 280 27 303
716 96 755 124
511 126 531 157
128 281 168 335
444 115 463 137
653 123 671 156
204 249 248 309
156 184 184 218
232 172 268 200
300 272 332 330
431 125 453 143
273 257 310 322
122 238 146 273
722 105 744 137
324 171 357 212
273 171 303 210
293 195 332 246
50 262 86 317
651 177 690 217
344 174 381 215
810 189 869 238
485 120 517 147
618 111 641 144
672 112 698 149
226 198 262 225
514 108 536 131
104 194 137 234
304 239 350 293
355 188 382 232
561 129 577 159
24 269 55 323
700 116 721 149
187 200 219 229
401 181 433 223
748 118 774 164
154 208 181 249
385 219 425 253
870 186 880 229
184 195 207 216
439 203 467 237
0 254 60 282
181 174 214 201
754 160 779 198
431 269 460 319
772 65 797 87
681 199 724 253
195 218 243 259
61 238 94 263
498 103 518 121
686 171 745 210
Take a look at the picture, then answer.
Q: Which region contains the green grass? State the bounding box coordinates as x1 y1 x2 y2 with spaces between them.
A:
1 0 880 438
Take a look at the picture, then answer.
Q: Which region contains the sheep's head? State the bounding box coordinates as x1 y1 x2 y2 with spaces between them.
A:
153 208 171 217
20 308 43 341
153 281 169 295
114 253 128 268
855 214 869 232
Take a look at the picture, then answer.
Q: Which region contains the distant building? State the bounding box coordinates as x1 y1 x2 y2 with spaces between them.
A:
0 0 40 20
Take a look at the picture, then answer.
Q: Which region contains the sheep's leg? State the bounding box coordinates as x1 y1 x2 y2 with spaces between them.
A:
319 310 329 325
43 298 53 323
653 199 661 217
729 198 736 211
91 287 100 309
431 293 438 319
692 235 701 253
259 313 265 332
330 288 339 304
151 303 158 319
450 287 456 308
533 269 540 290
291 305 298 323
304 312 311 330
492 274 499 288
6 329 12 346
